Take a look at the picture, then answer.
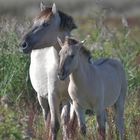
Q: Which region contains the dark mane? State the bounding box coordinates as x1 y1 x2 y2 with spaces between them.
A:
58 10 77 31
36 7 77 31
80 46 92 59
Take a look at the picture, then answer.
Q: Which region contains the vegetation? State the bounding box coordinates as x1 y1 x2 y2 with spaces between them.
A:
0 15 140 140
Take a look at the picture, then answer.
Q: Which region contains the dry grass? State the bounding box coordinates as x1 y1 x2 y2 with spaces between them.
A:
0 6 140 139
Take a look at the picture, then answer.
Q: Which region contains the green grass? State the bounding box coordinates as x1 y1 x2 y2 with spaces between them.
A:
0 16 140 140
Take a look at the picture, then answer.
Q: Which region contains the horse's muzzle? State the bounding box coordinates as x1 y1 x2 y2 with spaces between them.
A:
19 41 31 54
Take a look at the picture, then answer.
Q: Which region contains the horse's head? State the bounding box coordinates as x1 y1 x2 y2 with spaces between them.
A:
20 2 77 54
57 37 83 80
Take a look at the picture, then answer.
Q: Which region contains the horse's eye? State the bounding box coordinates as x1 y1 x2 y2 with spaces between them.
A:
42 22 49 27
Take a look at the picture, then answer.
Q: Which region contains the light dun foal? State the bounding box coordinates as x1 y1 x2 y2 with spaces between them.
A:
58 37 127 140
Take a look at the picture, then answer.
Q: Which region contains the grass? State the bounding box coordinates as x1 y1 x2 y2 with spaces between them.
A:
0 15 140 140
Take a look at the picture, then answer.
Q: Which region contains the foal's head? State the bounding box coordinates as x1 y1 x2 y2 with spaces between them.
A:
20 2 76 53
57 37 84 80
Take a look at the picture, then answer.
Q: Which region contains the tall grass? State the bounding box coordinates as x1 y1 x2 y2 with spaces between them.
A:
0 16 140 140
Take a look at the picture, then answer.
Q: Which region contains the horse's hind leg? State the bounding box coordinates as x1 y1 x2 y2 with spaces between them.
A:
37 95 50 139
61 102 70 140
114 87 126 140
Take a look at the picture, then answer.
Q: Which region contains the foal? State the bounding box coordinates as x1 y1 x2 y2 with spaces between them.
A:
58 37 127 140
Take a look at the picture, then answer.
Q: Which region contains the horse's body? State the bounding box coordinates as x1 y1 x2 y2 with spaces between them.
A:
58 37 127 140
30 47 69 99
20 3 77 140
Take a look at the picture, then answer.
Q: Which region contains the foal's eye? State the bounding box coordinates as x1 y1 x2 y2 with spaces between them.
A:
42 22 49 27
70 55 74 59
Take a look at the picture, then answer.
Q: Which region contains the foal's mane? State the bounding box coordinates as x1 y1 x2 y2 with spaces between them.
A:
36 7 77 31
66 38 91 59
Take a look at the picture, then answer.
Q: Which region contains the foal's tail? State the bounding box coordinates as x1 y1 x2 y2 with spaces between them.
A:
114 64 127 140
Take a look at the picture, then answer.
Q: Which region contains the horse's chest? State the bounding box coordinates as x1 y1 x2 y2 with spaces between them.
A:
29 48 59 97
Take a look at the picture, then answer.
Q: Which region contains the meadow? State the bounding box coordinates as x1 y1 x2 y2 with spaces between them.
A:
0 5 140 140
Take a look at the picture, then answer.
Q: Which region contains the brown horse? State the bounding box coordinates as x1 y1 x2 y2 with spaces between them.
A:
20 2 77 140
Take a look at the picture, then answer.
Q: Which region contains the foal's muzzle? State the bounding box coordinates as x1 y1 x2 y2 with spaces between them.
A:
57 69 67 81
57 73 66 81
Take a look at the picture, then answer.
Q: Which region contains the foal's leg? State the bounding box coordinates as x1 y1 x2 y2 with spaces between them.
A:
48 93 60 140
114 96 125 140
96 111 106 140
68 103 78 139
37 95 50 139
73 102 86 136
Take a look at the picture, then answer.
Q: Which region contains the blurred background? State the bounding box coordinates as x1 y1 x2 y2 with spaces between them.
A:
0 0 140 140
0 0 140 17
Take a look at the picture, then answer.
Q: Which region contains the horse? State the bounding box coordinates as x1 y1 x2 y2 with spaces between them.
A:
20 2 77 140
57 36 127 140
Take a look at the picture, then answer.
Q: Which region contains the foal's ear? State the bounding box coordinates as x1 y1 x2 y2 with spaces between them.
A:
57 37 63 48
40 1 46 11
52 3 57 14
80 35 90 45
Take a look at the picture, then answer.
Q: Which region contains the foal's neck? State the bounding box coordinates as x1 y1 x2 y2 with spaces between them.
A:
70 53 94 84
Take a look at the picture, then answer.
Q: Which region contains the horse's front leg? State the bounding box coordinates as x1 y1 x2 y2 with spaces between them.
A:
48 93 60 140
37 95 50 139
73 102 86 136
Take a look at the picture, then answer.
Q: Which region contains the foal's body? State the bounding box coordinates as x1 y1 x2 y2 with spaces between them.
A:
58 37 127 140
69 58 124 109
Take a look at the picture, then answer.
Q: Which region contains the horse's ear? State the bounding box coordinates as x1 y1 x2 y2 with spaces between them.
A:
52 3 57 14
40 1 46 11
57 37 63 48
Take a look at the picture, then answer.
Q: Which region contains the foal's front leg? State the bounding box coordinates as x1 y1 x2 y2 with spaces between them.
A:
73 102 86 136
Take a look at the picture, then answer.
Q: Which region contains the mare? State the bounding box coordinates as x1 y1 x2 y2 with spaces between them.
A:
20 2 77 140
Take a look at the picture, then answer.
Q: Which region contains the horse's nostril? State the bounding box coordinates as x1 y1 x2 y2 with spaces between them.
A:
22 41 28 49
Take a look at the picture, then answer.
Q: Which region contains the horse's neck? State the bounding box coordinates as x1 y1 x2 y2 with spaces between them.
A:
30 30 71 72
30 47 59 68
49 30 71 52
